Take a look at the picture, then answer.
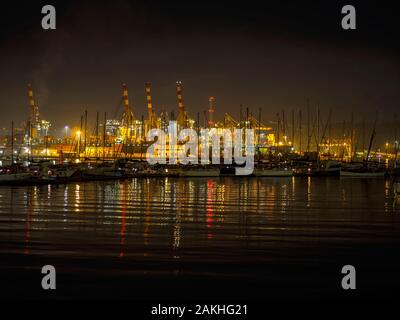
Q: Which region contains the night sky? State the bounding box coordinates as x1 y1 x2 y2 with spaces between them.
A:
0 0 399 134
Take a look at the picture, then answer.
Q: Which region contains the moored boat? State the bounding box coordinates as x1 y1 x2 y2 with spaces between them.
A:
313 160 341 177
340 163 385 178
83 162 123 179
41 165 81 182
254 167 293 177
0 172 33 183
340 170 385 178
293 160 341 177
180 165 220 177
0 166 33 184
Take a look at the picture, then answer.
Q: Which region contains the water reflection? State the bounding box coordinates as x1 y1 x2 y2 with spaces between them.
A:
0 177 398 260
74 184 80 212
119 183 127 258
24 188 33 255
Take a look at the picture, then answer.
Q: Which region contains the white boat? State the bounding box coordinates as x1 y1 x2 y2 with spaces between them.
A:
254 167 293 177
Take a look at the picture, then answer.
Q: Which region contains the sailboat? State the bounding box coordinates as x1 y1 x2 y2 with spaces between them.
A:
254 161 293 177
0 166 32 184
180 165 220 177
340 162 385 177
83 161 123 179
340 112 385 178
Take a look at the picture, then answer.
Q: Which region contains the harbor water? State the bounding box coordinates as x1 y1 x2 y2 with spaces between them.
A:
0 176 399 299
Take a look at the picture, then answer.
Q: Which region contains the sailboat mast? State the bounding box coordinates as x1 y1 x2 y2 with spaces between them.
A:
197 112 200 159
96 111 99 151
298 110 302 154
350 111 354 162
103 112 107 161
291 109 295 150
277 113 280 144
258 108 262 159
395 113 399 166
317 106 320 155
366 112 378 163
79 115 83 160
328 111 332 156
11 121 14 164
306 100 310 153
84 110 88 158
362 117 366 154
341 120 346 161
282 110 286 142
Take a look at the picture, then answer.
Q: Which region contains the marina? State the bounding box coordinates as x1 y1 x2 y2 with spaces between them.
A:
0 82 399 185
0 159 398 186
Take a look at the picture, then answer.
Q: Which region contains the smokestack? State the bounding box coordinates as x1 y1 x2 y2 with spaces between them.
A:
176 81 184 115
122 83 130 115
27 84 39 124
145 82 159 130
122 83 135 127
208 96 215 128
145 82 153 115
176 81 187 127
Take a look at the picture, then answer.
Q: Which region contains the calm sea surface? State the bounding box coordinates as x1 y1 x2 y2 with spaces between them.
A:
0 177 399 299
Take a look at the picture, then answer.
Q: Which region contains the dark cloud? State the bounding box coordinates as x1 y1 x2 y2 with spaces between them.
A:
0 0 398 133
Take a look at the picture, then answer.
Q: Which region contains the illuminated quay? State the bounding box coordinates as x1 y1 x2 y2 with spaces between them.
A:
0 82 398 179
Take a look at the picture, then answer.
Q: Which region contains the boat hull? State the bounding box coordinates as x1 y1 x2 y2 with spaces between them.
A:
293 168 340 177
254 169 293 177
340 171 385 178
0 173 33 185
312 168 340 177
181 169 220 177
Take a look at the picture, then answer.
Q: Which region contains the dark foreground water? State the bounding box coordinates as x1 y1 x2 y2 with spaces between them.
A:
0 177 399 300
